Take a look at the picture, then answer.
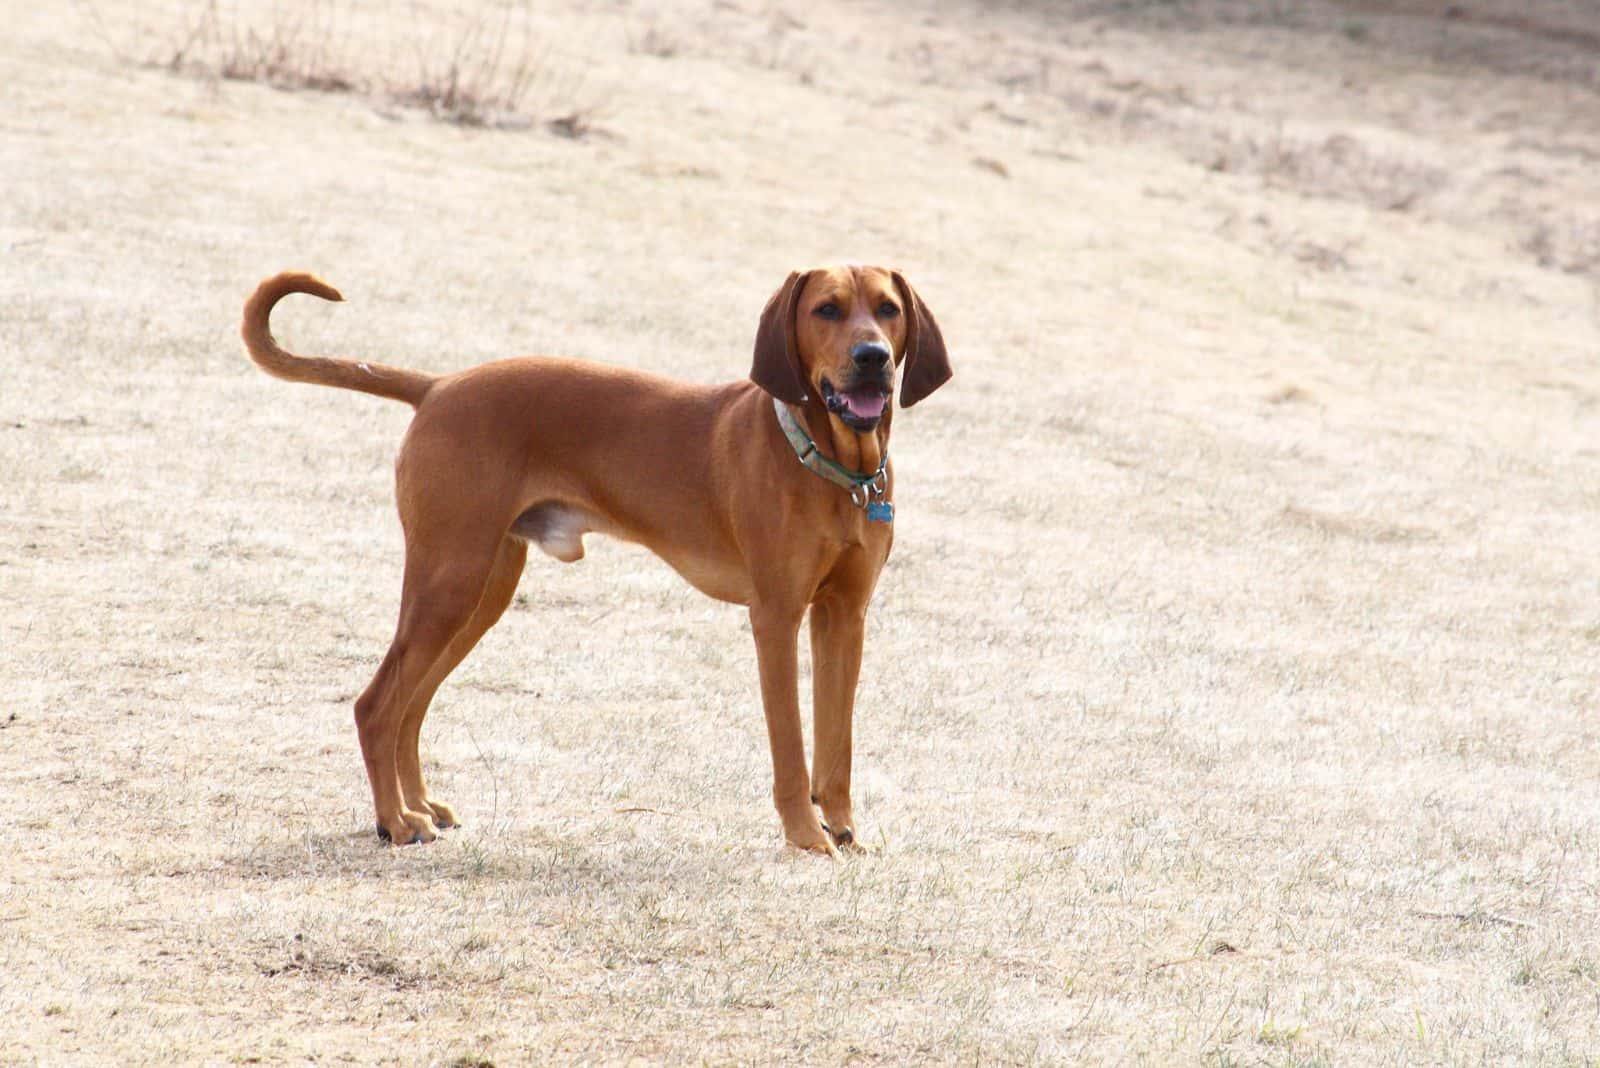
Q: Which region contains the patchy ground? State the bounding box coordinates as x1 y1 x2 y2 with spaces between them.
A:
3 0 1598 1063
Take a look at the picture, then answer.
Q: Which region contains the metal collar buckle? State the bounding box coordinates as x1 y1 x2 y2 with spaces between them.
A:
849 469 888 509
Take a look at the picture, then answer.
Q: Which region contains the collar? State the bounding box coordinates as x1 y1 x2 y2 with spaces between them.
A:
772 396 891 513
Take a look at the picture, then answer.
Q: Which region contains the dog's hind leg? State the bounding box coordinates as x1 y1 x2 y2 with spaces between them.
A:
355 532 505 845
395 536 527 830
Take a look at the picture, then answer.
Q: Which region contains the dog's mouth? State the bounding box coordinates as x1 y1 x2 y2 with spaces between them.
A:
821 377 889 431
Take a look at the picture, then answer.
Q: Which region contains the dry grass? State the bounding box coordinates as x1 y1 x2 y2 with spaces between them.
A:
1186 128 1446 213
1522 216 1600 277
83 0 601 130
4 0 1600 1063
161 0 360 94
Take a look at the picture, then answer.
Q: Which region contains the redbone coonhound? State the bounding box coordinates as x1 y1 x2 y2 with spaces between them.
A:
241 266 950 855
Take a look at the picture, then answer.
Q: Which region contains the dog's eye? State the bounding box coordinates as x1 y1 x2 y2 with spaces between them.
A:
877 301 901 318
813 302 840 320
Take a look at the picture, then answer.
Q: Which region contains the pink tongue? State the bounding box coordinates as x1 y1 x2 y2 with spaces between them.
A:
844 389 886 418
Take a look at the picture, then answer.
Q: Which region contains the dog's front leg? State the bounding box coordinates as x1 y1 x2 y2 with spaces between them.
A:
750 603 837 856
809 595 866 851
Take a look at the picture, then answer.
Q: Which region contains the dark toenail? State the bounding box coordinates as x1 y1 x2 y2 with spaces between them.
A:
376 823 392 842
811 794 819 804
835 828 853 845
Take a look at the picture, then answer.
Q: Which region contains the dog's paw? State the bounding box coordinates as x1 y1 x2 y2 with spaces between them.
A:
422 799 459 829
822 822 869 854
783 824 840 859
375 810 439 845
786 836 840 859
779 803 838 858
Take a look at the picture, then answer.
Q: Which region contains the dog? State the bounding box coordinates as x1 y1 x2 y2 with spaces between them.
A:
241 266 950 855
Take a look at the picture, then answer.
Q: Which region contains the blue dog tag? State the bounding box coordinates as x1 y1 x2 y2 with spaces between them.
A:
866 500 894 524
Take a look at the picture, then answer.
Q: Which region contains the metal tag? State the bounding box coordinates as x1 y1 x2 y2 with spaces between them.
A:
866 500 894 524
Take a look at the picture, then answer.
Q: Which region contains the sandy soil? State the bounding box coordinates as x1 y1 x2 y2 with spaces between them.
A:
3 0 1598 1062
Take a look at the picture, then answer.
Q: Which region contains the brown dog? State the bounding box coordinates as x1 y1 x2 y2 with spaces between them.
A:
241 267 950 855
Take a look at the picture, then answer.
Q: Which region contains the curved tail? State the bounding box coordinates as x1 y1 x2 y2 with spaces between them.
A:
241 272 436 407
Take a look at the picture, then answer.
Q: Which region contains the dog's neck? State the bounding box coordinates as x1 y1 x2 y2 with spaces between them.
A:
800 403 890 477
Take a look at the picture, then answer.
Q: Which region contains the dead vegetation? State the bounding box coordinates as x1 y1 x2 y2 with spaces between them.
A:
89 0 600 132
1521 216 1600 277
1187 128 1446 213
900 1 1600 278
162 0 358 94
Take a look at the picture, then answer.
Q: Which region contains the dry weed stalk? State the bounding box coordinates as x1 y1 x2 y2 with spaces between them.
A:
110 0 599 133
163 0 360 95
393 1 541 128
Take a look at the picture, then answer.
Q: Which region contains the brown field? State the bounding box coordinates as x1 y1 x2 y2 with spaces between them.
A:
4 0 1600 1063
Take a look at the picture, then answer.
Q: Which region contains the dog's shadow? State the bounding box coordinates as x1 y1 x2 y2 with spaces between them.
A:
215 816 747 892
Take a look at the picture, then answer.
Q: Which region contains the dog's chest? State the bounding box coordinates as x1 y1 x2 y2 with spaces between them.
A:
812 507 893 564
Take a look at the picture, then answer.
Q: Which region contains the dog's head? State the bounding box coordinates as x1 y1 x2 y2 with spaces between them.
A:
751 266 950 431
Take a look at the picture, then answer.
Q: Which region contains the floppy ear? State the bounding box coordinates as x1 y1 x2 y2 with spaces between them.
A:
750 270 813 404
892 271 952 408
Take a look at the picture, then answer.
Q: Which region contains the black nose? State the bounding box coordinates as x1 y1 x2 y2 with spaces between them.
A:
850 341 891 370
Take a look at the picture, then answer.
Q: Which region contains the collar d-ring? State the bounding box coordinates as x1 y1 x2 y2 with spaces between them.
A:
772 397 890 512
